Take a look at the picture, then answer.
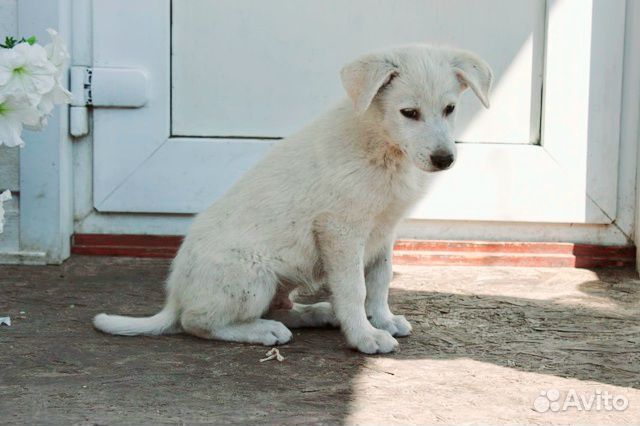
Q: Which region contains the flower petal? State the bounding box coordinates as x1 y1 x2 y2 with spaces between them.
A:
0 115 25 147
45 28 70 75
0 48 25 86
46 79 73 104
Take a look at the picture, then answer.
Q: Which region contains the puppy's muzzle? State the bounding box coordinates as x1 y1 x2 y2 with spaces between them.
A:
430 152 455 170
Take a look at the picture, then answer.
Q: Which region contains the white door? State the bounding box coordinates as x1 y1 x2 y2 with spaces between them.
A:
90 0 625 223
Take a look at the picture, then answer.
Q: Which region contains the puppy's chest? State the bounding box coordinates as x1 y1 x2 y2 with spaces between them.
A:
375 167 426 218
367 168 426 242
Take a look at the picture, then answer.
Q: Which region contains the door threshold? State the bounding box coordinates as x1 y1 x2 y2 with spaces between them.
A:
71 234 635 268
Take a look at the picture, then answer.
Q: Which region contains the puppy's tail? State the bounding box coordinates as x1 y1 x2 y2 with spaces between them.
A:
93 299 179 336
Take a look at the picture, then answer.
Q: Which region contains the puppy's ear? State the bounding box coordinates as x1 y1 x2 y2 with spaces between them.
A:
340 54 398 114
449 49 493 108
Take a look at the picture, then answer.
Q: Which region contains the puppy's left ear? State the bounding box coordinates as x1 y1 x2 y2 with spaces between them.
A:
449 49 493 108
340 54 398 114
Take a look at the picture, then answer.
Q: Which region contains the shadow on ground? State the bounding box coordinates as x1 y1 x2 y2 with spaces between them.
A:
0 256 638 424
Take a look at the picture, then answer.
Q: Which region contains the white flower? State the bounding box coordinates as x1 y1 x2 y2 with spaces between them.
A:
0 29 73 140
22 29 73 129
0 190 11 234
25 83 72 130
0 42 56 105
45 29 70 77
0 94 40 147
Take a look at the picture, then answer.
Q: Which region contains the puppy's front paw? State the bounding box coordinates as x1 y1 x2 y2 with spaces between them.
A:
370 314 412 337
351 328 398 354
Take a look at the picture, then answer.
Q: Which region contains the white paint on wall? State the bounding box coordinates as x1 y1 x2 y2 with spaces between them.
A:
0 0 19 192
0 146 19 191
0 0 20 253
0 0 17 35
16 0 74 264
0 194 18 251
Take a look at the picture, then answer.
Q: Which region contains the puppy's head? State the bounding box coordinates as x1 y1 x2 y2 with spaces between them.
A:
341 45 493 172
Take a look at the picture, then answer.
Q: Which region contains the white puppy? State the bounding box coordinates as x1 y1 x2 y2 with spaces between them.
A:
94 45 492 354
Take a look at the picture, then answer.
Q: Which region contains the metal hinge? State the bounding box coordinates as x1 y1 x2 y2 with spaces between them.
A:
69 66 149 137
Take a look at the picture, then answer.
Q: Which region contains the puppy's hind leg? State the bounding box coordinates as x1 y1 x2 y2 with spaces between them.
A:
182 313 292 346
179 260 292 346
213 319 292 345
182 310 293 346
266 302 339 329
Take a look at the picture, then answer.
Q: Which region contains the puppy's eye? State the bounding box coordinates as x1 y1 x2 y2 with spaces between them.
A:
443 104 456 116
400 108 420 120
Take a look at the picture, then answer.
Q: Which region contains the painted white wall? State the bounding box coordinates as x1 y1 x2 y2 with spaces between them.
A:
19 0 75 264
0 1 17 51
629 0 640 269
0 0 19 253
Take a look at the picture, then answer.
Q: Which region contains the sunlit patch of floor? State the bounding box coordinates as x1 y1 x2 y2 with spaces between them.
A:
347 358 640 425
343 265 640 425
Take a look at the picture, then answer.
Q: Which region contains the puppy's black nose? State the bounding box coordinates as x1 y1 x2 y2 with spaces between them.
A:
430 152 454 170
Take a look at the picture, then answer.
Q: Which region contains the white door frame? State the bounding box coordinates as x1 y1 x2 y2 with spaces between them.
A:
17 0 74 264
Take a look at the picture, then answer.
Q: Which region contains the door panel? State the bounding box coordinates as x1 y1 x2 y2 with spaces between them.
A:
172 0 545 144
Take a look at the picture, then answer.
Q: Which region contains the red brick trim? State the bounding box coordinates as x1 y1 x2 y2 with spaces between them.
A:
71 234 635 268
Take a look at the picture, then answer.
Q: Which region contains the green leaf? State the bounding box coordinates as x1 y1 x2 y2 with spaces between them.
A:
0 35 37 48
1 36 17 48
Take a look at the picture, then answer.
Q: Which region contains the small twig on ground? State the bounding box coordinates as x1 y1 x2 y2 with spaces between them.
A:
260 348 285 362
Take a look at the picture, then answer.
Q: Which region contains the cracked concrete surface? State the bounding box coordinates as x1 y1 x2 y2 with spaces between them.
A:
1 256 639 424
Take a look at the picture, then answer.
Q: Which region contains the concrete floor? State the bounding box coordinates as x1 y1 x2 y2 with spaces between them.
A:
1 256 639 425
